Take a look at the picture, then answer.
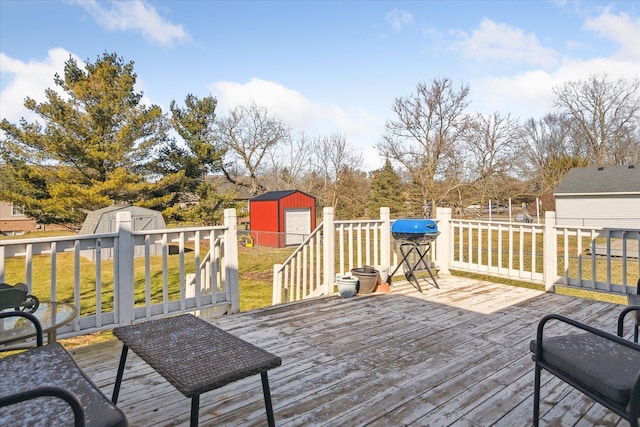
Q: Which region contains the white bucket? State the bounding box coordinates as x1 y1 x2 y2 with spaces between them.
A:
375 266 389 284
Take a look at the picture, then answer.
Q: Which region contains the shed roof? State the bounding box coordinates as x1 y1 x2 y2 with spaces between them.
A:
80 206 126 234
79 205 165 234
554 165 640 195
251 190 315 201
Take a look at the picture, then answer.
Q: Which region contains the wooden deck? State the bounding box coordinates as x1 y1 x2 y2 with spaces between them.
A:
70 276 633 426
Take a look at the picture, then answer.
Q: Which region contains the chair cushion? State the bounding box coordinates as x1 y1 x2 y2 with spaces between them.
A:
530 333 640 406
0 343 128 427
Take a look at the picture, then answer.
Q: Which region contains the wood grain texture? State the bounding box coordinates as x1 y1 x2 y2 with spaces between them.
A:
70 276 631 426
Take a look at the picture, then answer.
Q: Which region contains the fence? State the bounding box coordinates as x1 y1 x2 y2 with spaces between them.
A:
2 205 637 335
273 208 639 304
0 209 239 339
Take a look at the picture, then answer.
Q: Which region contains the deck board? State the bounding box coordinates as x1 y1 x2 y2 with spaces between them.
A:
68 275 633 426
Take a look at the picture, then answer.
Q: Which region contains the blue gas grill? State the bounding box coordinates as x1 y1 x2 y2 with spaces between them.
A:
389 219 439 292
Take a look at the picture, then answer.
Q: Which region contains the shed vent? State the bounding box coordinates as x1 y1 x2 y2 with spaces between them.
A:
597 166 605 171
629 165 635 169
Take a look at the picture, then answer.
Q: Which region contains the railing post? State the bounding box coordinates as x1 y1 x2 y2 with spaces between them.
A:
380 207 391 269
224 209 240 313
272 264 283 305
323 207 335 295
544 211 557 292
436 207 452 275
116 212 135 326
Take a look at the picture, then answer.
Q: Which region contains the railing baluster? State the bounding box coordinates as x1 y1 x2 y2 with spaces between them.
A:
96 239 103 329
338 224 345 275
50 242 57 302
348 225 354 273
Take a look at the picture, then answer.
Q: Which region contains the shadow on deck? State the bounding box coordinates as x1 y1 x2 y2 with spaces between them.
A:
70 276 632 426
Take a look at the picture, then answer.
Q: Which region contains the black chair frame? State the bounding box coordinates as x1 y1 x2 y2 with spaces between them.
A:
533 307 640 427
0 386 85 427
0 311 128 427
629 278 640 343
0 311 87 426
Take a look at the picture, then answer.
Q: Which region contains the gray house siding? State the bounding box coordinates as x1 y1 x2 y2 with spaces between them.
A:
554 165 640 229
555 195 640 228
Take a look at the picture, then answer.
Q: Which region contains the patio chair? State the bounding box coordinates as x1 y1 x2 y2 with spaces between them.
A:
0 311 128 427
628 278 640 343
531 307 640 427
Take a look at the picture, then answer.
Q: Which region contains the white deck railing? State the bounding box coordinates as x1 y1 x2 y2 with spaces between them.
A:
0 209 239 339
448 216 547 284
272 207 402 304
2 204 636 333
273 208 639 303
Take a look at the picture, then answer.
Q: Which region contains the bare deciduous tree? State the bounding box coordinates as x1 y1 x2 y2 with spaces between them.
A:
520 113 585 195
376 78 470 216
215 102 290 196
463 112 522 204
311 132 363 212
553 74 640 166
262 131 315 191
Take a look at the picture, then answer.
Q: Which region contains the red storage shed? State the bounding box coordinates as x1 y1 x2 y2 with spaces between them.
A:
250 190 316 248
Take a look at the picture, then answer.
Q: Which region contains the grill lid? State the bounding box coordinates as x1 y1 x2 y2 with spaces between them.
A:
391 219 438 235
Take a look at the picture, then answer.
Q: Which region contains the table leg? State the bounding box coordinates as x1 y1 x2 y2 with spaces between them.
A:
112 345 129 404
47 329 55 344
190 395 200 427
261 371 276 427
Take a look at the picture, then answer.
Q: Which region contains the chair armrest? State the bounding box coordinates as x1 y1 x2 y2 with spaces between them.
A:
535 313 640 361
0 386 85 427
0 311 43 347
618 305 640 337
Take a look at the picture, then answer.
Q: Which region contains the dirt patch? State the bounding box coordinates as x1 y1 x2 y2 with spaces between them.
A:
241 270 273 282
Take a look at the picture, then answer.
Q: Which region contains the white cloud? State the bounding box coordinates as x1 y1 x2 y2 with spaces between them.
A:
455 18 559 68
210 78 386 170
211 78 323 126
472 57 640 119
385 9 414 31
584 9 640 60
210 78 380 134
0 48 77 123
0 50 156 126
71 0 189 47
465 8 640 120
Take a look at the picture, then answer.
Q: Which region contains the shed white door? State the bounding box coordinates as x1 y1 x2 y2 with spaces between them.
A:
285 208 311 246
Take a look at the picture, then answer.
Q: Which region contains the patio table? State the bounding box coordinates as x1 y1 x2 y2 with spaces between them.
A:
111 314 281 426
0 301 78 349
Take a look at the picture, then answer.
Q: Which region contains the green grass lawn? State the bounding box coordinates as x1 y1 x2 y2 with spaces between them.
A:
1 231 293 313
237 245 296 311
0 236 294 349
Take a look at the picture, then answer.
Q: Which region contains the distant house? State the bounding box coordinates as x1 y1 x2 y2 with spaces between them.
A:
0 202 32 235
0 202 68 235
554 165 640 228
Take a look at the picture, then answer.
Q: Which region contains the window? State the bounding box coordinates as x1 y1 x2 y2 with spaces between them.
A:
11 204 23 216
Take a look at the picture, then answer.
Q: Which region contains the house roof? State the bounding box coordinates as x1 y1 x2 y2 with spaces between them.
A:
251 190 314 201
554 165 640 196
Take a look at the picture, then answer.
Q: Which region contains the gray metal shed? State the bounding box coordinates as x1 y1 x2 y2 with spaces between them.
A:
80 205 166 260
554 165 640 228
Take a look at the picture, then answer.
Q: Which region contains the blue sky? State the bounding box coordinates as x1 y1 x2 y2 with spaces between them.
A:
1 0 639 170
